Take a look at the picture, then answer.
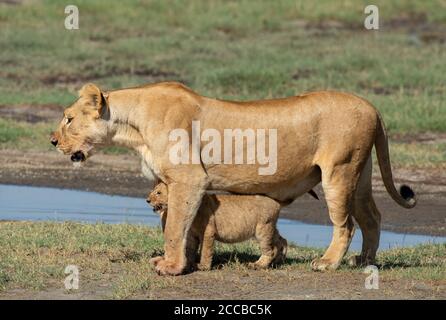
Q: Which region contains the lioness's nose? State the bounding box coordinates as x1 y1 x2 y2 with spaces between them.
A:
50 133 58 146
50 138 58 146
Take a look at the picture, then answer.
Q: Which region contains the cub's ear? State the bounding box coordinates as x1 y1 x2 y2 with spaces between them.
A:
78 83 106 110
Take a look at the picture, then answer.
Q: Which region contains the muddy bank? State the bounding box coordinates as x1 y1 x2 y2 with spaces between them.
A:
0 150 445 236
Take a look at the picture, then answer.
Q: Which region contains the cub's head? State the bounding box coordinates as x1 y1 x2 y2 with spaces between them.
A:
147 182 168 213
50 83 109 162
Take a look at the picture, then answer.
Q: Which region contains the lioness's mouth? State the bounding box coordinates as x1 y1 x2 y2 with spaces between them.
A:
71 151 86 162
153 205 163 211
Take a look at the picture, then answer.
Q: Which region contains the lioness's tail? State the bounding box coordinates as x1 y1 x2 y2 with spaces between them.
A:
375 113 416 208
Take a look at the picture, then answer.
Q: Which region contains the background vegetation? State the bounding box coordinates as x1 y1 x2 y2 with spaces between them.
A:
0 0 445 166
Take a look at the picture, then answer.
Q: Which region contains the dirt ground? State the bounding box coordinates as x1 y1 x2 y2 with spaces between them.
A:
0 149 445 236
1 271 445 300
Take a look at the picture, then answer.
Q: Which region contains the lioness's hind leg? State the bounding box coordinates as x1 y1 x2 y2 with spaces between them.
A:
349 157 381 267
311 165 359 271
349 197 380 267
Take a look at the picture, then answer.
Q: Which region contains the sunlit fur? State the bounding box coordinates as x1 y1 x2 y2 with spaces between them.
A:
52 84 149 163
52 82 417 275
147 182 287 270
52 89 108 157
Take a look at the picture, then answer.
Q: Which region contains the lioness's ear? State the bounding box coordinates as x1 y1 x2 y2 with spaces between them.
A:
79 83 105 110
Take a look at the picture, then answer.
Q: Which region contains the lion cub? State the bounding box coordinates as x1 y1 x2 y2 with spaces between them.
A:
147 182 287 270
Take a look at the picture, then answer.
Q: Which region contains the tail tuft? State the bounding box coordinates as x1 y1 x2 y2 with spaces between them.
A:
399 185 416 207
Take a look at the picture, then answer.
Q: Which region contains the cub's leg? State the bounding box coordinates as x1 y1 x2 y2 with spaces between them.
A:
186 234 200 270
197 224 216 271
250 221 278 269
349 157 381 267
311 163 363 271
272 231 288 265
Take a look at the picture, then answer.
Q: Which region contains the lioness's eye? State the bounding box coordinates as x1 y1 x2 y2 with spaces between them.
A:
66 117 73 125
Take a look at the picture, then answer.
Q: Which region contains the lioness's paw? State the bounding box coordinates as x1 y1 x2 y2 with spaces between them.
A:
272 250 287 265
155 259 184 276
311 258 339 272
347 255 375 268
149 255 164 266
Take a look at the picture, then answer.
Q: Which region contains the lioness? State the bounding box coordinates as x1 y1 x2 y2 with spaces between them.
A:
147 182 287 270
51 82 416 275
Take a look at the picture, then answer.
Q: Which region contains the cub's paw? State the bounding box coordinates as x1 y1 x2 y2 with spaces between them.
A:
247 261 269 270
197 263 212 271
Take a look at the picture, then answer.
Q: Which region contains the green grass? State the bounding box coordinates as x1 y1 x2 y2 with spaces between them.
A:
0 0 445 166
0 222 444 298
0 222 165 292
0 118 54 150
0 118 33 144
377 244 446 281
388 142 446 168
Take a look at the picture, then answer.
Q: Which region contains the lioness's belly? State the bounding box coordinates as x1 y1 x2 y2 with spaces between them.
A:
199 96 319 195
208 166 321 203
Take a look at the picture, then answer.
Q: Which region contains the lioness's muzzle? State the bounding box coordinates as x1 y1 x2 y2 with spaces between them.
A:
50 132 58 147
71 151 86 162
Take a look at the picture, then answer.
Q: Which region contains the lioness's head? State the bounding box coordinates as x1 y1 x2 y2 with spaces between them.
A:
50 83 109 162
147 182 168 213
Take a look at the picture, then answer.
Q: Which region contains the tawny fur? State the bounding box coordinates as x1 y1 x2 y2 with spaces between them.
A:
51 81 417 275
147 182 287 270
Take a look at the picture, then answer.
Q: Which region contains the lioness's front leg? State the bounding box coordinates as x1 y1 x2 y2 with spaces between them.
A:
155 180 208 276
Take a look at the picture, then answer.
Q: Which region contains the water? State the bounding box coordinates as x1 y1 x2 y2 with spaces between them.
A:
0 184 444 250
